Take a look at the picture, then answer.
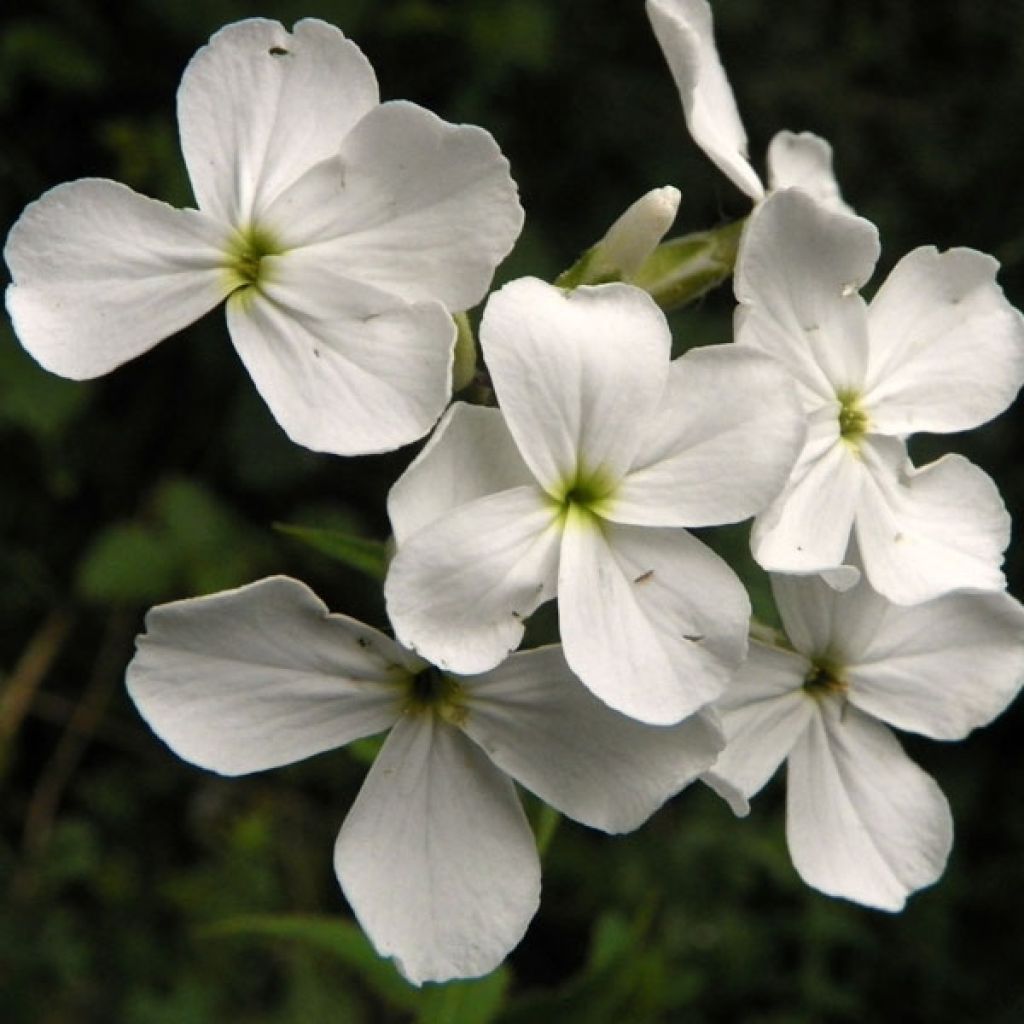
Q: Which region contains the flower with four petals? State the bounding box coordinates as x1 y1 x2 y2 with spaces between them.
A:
126 575 722 984
4 18 523 455
384 276 805 725
737 188 1024 603
704 565 1024 910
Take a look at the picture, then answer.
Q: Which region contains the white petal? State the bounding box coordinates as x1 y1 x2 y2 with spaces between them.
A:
770 568 889 663
765 131 852 214
855 439 1010 604
479 278 670 495
646 0 764 201
558 514 749 725
225 259 454 455
462 645 723 833
335 714 539 985
612 344 805 527
704 642 814 802
125 577 408 775
177 18 378 224
263 101 523 311
388 403 535 548
848 589 1024 740
786 701 953 911
4 179 227 379
864 247 1024 434
751 427 863 575
735 189 879 399
385 486 562 674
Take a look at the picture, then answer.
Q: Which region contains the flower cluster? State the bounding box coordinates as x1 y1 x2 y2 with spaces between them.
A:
6 3 1024 988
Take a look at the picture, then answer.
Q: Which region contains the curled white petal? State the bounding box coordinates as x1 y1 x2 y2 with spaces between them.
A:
646 0 764 200
765 131 852 215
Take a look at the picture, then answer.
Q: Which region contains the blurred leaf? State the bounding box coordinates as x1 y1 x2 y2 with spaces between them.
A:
0 332 91 441
201 913 420 1011
76 478 271 604
76 523 180 603
275 523 388 581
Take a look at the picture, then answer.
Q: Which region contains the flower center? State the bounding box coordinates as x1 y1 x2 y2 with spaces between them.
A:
836 389 869 445
404 666 467 726
554 467 616 519
802 660 847 700
224 225 281 296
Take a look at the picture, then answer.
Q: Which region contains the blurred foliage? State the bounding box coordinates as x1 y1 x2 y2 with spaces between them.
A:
3 0 1024 1021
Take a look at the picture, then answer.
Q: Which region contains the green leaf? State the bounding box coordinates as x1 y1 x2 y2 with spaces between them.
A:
274 523 389 580
75 524 180 604
200 913 420 1012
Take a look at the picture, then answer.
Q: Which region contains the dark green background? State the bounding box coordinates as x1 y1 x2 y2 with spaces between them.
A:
3 1 1024 1020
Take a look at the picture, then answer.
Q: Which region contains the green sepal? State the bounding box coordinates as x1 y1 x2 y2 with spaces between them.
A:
273 522 389 580
630 218 745 312
553 245 622 290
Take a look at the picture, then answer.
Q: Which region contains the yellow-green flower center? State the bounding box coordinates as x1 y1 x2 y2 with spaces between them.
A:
224 225 281 296
553 466 616 521
404 666 467 726
836 389 869 445
802 660 847 700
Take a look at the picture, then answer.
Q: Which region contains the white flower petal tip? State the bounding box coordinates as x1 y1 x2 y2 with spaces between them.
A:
700 771 751 817
6 17 523 458
766 131 852 215
865 246 1024 436
335 716 540 986
125 576 408 776
646 0 764 201
787 705 953 912
594 185 682 280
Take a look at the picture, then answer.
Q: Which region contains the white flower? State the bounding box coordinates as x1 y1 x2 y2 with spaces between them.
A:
737 188 1024 603
704 568 1024 911
384 276 805 725
125 575 721 985
646 0 850 212
4 18 523 456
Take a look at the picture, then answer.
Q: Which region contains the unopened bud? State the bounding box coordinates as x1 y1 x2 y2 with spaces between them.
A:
555 185 681 289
